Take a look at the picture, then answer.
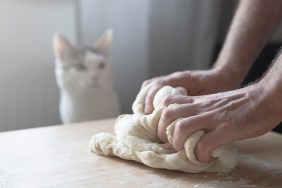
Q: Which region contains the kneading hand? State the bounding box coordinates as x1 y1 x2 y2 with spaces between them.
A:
141 69 241 114
157 82 282 163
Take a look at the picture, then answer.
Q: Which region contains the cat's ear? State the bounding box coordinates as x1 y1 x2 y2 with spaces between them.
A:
53 33 76 61
94 29 113 56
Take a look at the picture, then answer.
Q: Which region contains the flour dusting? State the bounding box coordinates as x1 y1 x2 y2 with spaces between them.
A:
193 154 282 187
0 170 10 188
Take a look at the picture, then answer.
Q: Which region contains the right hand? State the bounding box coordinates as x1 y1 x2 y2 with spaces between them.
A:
141 69 242 114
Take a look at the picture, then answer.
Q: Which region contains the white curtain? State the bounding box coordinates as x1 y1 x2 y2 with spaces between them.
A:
80 0 223 113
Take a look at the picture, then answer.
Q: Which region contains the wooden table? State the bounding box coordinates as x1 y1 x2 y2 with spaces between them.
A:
0 119 281 187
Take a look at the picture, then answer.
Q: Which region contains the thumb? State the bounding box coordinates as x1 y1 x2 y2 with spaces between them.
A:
196 123 232 163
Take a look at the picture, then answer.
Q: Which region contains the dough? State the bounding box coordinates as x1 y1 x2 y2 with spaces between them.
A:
89 86 238 173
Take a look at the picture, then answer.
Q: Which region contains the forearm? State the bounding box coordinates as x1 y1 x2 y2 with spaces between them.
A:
213 0 282 86
261 50 282 112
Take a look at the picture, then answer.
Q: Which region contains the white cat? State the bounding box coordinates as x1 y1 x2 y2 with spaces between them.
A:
53 30 120 124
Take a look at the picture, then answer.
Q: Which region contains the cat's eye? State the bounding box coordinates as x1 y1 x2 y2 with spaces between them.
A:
99 61 106 69
74 63 86 71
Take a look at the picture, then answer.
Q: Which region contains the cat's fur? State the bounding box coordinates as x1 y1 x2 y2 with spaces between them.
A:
53 30 120 124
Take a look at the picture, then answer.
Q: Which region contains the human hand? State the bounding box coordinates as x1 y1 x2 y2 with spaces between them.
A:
157 83 282 162
142 69 241 114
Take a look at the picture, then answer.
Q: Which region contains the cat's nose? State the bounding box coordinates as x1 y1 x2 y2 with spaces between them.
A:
91 74 99 82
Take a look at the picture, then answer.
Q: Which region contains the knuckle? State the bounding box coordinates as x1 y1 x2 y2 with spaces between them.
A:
143 78 166 88
172 120 188 151
142 80 151 87
174 120 186 133
173 71 190 79
155 79 165 86
202 100 213 107
171 71 182 77
196 140 210 161
196 140 206 153
162 107 175 120
185 97 194 103
162 96 173 106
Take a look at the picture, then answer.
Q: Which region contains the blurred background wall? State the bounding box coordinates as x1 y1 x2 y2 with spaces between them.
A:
0 0 281 131
80 0 151 114
80 0 223 113
0 0 77 131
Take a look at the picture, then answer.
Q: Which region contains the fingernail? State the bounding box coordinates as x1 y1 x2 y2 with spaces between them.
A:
145 106 152 114
144 106 148 114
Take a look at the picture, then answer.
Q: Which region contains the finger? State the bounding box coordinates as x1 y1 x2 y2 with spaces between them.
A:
157 103 199 142
144 85 163 114
142 76 164 88
162 95 194 106
171 112 218 151
196 122 233 163
141 80 152 88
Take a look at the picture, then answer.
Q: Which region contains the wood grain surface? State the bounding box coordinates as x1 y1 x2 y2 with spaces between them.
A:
0 118 281 188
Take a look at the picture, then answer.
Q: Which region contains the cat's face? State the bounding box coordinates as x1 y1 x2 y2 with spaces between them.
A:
53 30 113 91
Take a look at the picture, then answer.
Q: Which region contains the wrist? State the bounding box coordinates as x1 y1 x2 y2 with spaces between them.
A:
210 66 244 90
258 77 282 118
212 48 254 88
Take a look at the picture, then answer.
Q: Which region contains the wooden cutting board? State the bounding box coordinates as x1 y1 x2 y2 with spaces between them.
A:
0 119 281 187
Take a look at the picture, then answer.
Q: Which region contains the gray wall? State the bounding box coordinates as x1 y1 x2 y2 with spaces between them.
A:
0 0 77 131
80 0 282 114
80 0 150 113
148 0 221 78
80 0 221 113
217 0 282 43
